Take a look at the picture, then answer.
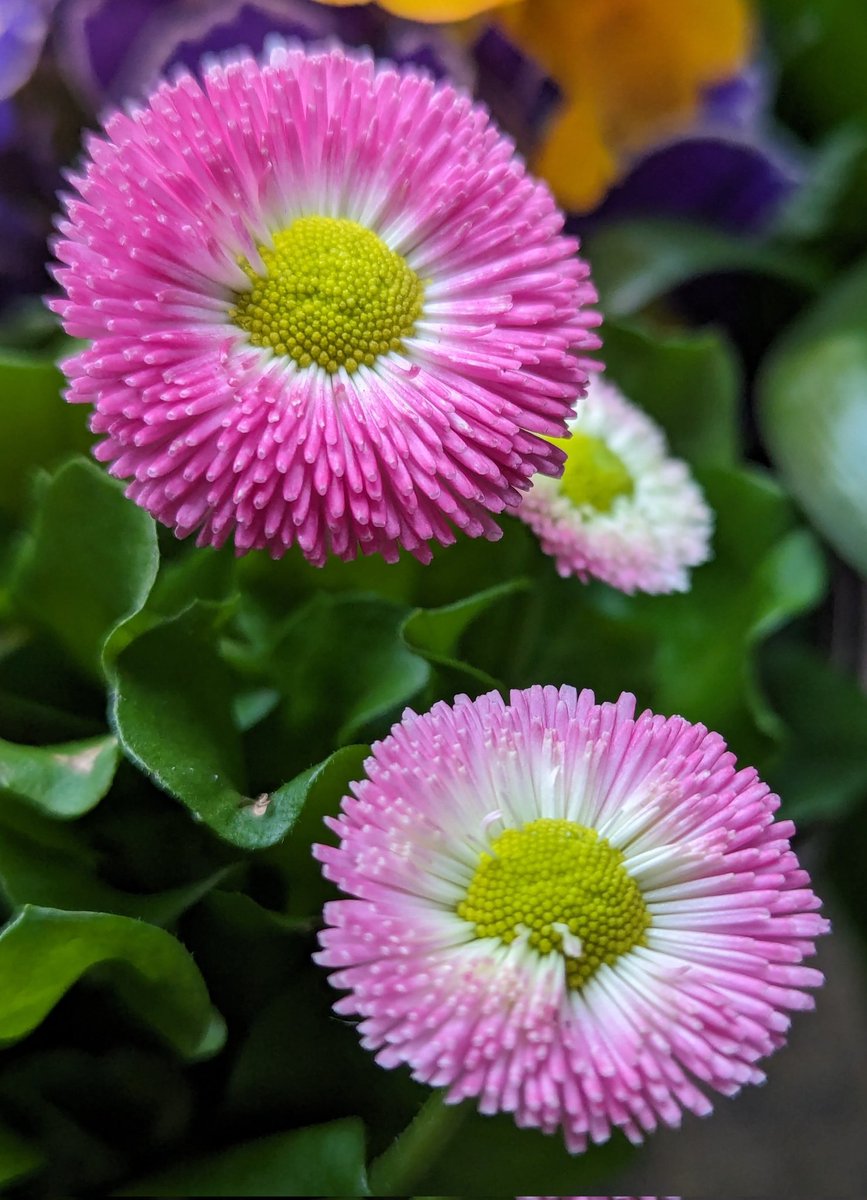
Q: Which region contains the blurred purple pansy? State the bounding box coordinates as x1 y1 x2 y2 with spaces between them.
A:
0 97 63 308
587 63 803 233
0 0 59 99
471 24 559 158
55 0 474 107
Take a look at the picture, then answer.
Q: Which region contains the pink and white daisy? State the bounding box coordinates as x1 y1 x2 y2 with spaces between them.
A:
315 685 827 1152
516 376 713 593
50 44 599 565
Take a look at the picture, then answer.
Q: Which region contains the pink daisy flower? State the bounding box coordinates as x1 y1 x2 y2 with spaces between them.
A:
516 376 713 593
50 44 599 565
315 685 828 1153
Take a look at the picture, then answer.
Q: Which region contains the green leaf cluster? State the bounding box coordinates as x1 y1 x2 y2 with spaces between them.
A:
0 305 855 1197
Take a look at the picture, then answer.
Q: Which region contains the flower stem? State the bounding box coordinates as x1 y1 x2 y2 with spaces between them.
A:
368 1092 468 1196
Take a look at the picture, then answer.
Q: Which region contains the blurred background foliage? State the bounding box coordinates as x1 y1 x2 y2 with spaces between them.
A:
0 0 866 1195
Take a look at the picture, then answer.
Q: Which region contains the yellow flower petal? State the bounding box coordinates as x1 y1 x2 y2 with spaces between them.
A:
534 95 617 213
500 0 753 209
317 0 513 20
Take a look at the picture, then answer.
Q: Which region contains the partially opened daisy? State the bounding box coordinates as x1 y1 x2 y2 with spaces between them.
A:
50 44 599 565
517 376 713 593
315 685 828 1152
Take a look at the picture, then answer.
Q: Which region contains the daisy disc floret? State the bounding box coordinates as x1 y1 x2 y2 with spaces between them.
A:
51 44 600 565
315 685 828 1152
517 376 713 593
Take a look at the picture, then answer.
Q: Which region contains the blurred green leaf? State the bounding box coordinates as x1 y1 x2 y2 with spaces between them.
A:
762 0 867 134
601 319 741 467
773 123 867 253
0 1120 43 1188
582 218 822 316
1 1064 125 1197
764 640 867 822
0 300 64 352
759 254 867 576
766 252 867 345
0 686 103 744
0 634 106 743
224 971 426 1158
0 906 224 1058
0 1047 192 1196
645 471 827 754
10 458 158 677
0 794 229 921
0 733 118 818
181 891 305 1027
118 1119 369 1197
0 353 90 517
238 541 424 611
412 1108 633 1195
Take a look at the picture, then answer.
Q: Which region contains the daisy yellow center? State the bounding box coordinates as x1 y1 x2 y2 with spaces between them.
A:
231 215 424 374
457 817 650 989
552 431 634 512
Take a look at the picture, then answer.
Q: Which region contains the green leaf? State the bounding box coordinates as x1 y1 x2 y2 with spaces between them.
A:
117 1119 369 1197
106 546 240 661
773 123 867 251
783 254 867 344
110 604 251 843
0 795 229 922
0 1046 193 1196
146 547 237 619
217 743 369 855
412 1108 633 1195
0 352 91 517
0 687 103 744
0 1120 43 1189
762 0 867 133
645 471 827 755
0 906 224 1058
758 254 867 576
582 218 822 316
112 604 369 848
759 331 867 577
0 299 64 352
764 640 867 823
0 733 118 818
10 458 158 677
181 891 306 1028
238 540 424 611
505 468 826 767
260 592 429 751
271 743 370 915
600 319 741 467
401 580 526 687
0 635 106 742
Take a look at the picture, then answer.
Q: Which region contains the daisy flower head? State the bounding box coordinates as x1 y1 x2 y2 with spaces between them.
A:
50 43 599 565
315 685 828 1152
517 375 713 593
